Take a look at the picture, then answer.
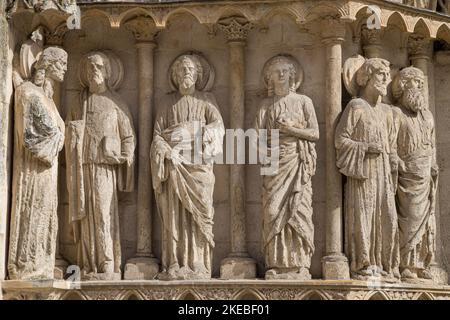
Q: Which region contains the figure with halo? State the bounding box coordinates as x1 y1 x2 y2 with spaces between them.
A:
255 54 319 280
65 51 136 280
151 53 225 280
391 67 438 282
337 56 400 281
8 42 67 280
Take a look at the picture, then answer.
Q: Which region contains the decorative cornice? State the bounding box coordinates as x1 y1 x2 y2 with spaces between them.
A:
217 17 254 42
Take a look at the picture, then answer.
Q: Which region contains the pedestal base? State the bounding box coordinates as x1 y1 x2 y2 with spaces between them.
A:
430 264 448 285
3 279 450 300
220 256 257 279
322 254 350 280
124 257 159 280
54 258 69 280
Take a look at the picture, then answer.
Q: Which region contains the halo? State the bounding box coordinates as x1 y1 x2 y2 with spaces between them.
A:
19 27 45 81
262 54 303 92
169 52 215 92
343 54 366 97
78 50 124 90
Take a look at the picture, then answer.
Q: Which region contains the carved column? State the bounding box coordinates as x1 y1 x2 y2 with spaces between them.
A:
321 17 350 280
123 17 160 280
218 17 256 279
0 0 12 283
361 25 382 59
44 24 71 279
408 33 434 113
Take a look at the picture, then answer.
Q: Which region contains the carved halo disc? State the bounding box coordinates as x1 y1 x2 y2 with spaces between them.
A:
169 52 215 92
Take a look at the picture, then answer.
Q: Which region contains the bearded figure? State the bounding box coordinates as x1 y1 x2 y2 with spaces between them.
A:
66 51 136 280
391 67 438 282
151 54 224 280
337 57 400 281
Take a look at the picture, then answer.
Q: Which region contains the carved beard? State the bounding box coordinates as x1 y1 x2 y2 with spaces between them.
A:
401 88 426 113
374 82 388 96
179 76 195 90
88 73 106 93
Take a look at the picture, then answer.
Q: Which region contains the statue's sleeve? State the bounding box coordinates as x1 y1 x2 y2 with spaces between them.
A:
335 102 368 179
22 91 64 167
303 97 319 134
255 103 267 130
117 104 136 192
150 110 170 193
203 94 225 158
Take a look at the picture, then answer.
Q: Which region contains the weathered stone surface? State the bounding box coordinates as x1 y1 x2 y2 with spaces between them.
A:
2 0 450 300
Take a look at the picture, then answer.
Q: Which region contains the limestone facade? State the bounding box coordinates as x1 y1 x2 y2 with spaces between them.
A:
3 0 450 300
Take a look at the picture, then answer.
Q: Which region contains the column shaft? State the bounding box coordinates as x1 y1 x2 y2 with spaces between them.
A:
229 41 247 255
136 42 156 257
325 41 343 257
123 17 160 279
321 17 350 279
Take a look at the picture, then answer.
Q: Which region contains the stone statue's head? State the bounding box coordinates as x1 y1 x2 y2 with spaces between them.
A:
170 54 203 95
356 58 391 97
33 46 68 85
392 66 426 113
263 55 301 97
84 51 112 93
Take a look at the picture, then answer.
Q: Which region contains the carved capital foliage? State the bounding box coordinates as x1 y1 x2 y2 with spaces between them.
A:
408 33 433 58
44 23 68 46
124 16 159 43
361 25 382 47
320 16 346 43
217 17 253 42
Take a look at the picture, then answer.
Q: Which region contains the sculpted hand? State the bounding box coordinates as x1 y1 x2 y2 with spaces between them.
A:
367 142 383 154
431 164 439 177
390 156 398 173
277 120 294 133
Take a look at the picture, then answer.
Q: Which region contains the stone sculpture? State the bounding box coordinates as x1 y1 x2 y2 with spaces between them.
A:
391 66 438 282
338 56 400 281
66 51 136 280
8 46 67 280
151 53 225 280
255 55 319 280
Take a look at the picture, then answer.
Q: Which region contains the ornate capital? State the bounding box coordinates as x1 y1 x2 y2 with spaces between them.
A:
361 25 382 47
44 23 68 46
124 16 159 43
320 16 346 43
360 24 382 58
408 33 433 59
217 17 253 42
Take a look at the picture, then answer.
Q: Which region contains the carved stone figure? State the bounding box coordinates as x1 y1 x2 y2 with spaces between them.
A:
391 67 438 282
255 55 319 280
66 51 136 280
8 46 67 280
151 53 224 280
338 56 400 281
404 0 435 10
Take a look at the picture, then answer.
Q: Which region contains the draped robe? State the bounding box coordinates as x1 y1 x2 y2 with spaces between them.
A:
255 93 318 271
335 99 399 277
151 91 224 279
393 106 437 271
8 81 65 280
66 89 135 276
